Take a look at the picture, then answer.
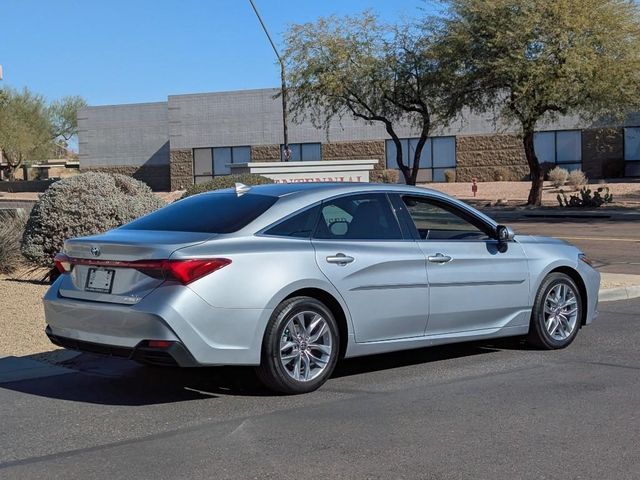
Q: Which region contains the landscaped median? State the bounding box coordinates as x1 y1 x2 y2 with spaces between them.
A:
1 271 638 359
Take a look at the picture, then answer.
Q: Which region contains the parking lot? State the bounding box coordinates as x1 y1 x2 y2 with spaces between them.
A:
0 297 637 479
0 215 639 479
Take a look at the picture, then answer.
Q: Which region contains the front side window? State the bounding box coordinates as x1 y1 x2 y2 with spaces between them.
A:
314 194 402 240
402 196 490 241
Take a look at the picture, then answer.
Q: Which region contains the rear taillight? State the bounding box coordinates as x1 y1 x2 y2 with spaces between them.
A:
54 253 72 274
161 258 231 284
52 254 231 285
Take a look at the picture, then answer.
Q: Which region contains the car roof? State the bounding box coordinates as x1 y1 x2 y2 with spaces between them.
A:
214 182 499 236
212 182 444 198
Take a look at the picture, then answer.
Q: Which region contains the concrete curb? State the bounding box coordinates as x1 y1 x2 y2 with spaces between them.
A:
599 285 640 302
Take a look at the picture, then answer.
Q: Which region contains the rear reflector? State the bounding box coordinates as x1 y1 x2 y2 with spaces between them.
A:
52 253 231 285
147 340 174 349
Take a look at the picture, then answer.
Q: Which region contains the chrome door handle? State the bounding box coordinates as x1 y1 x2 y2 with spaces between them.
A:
428 253 452 264
326 253 355 265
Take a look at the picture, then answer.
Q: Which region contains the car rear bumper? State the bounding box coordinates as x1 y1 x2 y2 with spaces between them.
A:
45 326 199 367
44 277 272 366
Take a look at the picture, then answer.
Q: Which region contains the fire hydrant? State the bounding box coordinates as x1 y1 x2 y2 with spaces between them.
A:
472 178 478 197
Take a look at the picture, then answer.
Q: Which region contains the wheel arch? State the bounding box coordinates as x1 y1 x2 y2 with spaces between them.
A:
548 266 589 326
283 287 350 359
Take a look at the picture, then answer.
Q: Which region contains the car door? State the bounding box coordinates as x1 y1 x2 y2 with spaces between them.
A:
311 193 429 343
392 194 530 336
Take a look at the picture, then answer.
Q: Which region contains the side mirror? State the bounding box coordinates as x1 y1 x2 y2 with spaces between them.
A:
496 225 515 243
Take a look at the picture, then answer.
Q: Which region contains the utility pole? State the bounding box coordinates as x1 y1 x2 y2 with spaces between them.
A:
248 0 290 161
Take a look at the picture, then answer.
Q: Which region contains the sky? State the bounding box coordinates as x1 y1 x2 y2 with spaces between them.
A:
1 0 432 106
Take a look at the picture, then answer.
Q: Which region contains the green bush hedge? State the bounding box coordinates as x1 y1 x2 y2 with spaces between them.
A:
21 172 165 267
181 174 274 198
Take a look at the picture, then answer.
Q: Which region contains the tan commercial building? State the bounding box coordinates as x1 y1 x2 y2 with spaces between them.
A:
77 88 640 191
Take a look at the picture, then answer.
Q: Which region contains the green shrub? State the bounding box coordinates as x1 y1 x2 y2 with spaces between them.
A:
0 211 27 275
557 186 613 208
548 166 569 188
182 174 274 198
22 172 165 267
376 169 399 184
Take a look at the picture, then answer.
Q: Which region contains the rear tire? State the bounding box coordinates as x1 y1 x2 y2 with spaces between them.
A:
526 272 582 349
256 296 339 394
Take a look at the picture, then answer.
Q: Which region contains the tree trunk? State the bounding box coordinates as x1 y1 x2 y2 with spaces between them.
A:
523 129 543 206
383 123 411 184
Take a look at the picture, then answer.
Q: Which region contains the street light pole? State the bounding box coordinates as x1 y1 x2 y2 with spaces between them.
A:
248 0 290 161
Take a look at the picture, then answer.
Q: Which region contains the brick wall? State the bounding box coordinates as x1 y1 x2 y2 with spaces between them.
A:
322 140 386 181
251 145 281 161
456 134 530 182
169 149 193 191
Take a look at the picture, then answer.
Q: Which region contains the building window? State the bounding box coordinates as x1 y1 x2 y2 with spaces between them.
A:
385 136 456 182
533 130 582 171
281 143 322 161
624 127 640 161
192 146 251 183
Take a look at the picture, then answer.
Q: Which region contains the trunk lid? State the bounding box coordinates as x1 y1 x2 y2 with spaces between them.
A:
59 229 215 305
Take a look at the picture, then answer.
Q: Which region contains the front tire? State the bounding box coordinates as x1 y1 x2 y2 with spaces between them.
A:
256 296 339 394
527 272 582 349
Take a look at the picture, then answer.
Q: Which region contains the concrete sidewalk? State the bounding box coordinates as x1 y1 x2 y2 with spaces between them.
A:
599 273 640 302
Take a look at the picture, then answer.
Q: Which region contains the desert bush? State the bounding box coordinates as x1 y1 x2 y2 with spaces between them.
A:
557 186 613 208
492 167 510 181
567 169 588 189
0 211 27 274
182 174 274 198
548 166 569 188
377 169 399 184
22 172 165 267
444 169 456 183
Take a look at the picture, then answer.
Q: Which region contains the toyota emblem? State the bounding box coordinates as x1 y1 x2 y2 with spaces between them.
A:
90 246 101 257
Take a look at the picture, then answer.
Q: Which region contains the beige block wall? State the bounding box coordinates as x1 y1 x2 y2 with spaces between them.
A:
251 145 281 162
169 149 194 191
249 140 387 181
322 140 386 181
456 134 529 182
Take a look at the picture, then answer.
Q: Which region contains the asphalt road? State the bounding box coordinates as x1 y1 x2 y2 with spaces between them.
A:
501 217 640 275
0 298 638 479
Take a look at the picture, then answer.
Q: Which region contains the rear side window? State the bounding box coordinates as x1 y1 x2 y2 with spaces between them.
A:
263 205 321 238
121 193 278 233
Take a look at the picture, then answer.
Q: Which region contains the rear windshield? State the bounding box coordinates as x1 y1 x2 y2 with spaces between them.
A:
120 192 278 233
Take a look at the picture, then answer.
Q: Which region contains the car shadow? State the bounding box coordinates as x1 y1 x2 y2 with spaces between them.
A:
0 338 522 406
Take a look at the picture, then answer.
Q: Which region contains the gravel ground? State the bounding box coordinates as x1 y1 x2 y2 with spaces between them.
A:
0 271 52 357
424 179 640 207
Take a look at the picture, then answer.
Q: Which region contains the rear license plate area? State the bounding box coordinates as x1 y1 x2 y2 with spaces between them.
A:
85 268 115 294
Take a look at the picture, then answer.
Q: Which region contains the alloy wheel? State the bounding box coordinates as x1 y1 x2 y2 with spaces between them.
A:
279 311 333 382
543 282 579 341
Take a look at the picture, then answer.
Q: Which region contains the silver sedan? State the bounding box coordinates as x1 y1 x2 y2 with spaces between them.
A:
44 183 600 394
